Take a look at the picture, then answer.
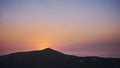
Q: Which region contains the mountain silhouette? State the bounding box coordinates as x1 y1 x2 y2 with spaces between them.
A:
0 48 120 68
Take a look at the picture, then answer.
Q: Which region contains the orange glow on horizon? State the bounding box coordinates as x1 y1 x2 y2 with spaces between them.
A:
0 0 120 58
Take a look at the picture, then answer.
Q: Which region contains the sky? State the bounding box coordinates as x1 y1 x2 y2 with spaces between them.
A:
0 0 120 58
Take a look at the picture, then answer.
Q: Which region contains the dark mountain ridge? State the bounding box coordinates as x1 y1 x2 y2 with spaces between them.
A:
0 48 120 68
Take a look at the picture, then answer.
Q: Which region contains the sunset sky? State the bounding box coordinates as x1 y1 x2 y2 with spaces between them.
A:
0 0 120 58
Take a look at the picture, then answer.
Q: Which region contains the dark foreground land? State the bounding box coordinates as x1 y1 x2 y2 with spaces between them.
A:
0 48 120 68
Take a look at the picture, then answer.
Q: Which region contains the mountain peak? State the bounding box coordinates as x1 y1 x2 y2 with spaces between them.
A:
40 48 63 55
43 48 53 50
41 48 58 52
8 48 64 56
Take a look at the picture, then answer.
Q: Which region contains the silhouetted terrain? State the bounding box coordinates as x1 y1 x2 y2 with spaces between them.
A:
0 48 120 68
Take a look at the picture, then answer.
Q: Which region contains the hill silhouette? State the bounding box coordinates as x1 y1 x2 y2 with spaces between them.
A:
0 48 120 68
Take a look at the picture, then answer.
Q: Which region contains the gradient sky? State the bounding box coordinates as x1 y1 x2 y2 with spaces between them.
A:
0 0 120 58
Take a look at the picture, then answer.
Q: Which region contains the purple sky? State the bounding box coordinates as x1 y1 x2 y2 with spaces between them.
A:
0 0 120 58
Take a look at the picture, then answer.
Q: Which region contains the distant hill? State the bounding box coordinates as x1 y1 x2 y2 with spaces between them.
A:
0 48 120 68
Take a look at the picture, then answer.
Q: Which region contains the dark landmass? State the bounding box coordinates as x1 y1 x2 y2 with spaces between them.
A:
0 48 120 68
